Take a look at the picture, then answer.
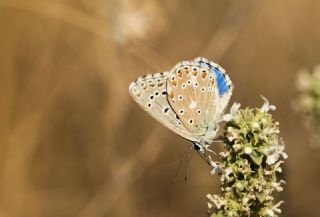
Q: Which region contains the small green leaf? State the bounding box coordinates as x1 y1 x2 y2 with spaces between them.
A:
250 151 263 165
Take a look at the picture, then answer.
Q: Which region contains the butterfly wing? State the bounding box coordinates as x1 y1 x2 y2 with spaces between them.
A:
129 72 198 142
167 57 233 141
194 57 233 118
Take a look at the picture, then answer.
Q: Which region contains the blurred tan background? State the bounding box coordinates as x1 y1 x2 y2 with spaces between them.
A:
0 0 320 216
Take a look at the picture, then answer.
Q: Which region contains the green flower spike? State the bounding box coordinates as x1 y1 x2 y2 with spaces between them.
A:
207 96 288 217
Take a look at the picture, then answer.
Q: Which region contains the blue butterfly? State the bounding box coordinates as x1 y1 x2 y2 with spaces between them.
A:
129 57 233 153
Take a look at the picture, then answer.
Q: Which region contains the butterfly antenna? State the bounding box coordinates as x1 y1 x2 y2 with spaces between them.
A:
174 156 185 182
174 145 193 183
185 145 194 183
185 153 189 183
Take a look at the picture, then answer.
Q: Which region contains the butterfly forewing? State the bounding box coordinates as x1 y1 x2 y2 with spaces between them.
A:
129 72 198 142
166 58 233 142
167 63 219 137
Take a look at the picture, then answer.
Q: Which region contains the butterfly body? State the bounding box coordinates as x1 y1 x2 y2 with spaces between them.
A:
129 57 232 152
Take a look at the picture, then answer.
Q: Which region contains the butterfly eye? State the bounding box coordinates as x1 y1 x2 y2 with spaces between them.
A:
193 143 201 151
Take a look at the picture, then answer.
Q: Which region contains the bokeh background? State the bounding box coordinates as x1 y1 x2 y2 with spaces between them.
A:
0 0 320 216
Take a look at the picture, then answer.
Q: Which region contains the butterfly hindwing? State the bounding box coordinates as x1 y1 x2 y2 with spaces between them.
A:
129 72 198 142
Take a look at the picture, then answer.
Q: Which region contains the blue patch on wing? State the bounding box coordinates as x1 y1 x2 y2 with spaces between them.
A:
198 61 230 96
213 68 229 96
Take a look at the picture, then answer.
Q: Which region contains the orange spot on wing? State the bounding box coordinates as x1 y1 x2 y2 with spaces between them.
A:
192 71 198 76
201 71 207 78
171 80 177 86
181 68 189 75
157 82 164 87
168 91 174 98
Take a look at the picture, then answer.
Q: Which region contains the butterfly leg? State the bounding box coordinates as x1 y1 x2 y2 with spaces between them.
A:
203 144 218 156
194 142 218 156
211 136 224 143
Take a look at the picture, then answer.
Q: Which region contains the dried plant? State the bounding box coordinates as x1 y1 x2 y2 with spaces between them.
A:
294 66 320 149
112 0 169 44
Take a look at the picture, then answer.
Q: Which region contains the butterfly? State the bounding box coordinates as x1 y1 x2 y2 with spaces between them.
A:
129 57 233 154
